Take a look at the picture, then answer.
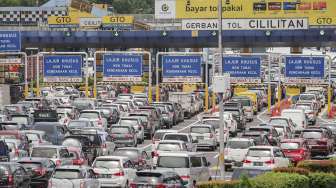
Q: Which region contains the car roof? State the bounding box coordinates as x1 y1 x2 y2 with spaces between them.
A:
281 139 305 143
17 157 50 162
157 151 204 157
95 155 130 160
190 124 213 128
155 129 178 133
228 137 253 142
158 140 185 144
249 146 278 149
56 165 91 170
32 145 66 149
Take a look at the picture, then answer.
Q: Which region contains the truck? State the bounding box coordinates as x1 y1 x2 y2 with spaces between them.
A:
168 92 197 118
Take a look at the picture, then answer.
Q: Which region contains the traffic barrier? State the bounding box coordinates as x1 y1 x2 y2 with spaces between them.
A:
271 98 292 117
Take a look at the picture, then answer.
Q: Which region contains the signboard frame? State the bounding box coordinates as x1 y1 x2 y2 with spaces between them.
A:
37 52 89 97
0 52 28 97
0 31 21 52
94 51 152 103
283 55 326 79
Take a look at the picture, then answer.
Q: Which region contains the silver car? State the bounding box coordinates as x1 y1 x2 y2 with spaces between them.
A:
49 165 100 188
118 117 144 144
189 124 217 151
30 145 73 167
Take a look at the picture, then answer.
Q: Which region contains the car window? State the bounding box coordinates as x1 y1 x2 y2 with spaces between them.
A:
273 149 284 157
190 157 202 167
157 156 189 168
31 148 58 158
59 149 69 158
123 160 134 169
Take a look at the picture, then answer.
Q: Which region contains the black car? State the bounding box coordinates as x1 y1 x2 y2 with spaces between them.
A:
17 157 56 187
0 141 9 162
0 162 31 188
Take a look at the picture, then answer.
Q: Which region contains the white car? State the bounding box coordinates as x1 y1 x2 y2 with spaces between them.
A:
201 118 229 145
269 117 297 132
49 166 100 188
207 112 238 135
118 117 145 144
224 138 255 169
243 146 290 169
152 130 178 149
281 109 307 129
152 140 189 165
162 133 196 152
93 156 137 188
79 110 108 130
189 124 217 151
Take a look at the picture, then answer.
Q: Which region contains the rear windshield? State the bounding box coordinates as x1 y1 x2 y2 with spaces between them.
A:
249 128 270 133
33 124 55 134
111 127 130 134
299 95 315 101
17 162 42 169
247 148 271 157
201 120 219 129
223 110 239 116
134 174 162 184
164 134 188 142
114 150 138 159
11 117 28 125
80 112 99 119
157 156 189 168
269 119 288 126
120 119 138 126
153 132 166 140
93 159 120 169
62 138 82 148
280 143 299 150
227 141 250 149
53 169 83 179
157 143 182 151
31 148 57 158
26 133 40 141
302 131 322 139
68 121 90 129
190 127 211 134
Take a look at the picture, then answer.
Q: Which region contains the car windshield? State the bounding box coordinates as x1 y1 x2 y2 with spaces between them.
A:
157 156 189 168
62 138 82 148
223 110 239 116
114 150 138 159
53 169 83 179
119 119 138 126
269 119 288 126
249 128 270 133
18 162 41 169
11 117 28 125
234 99 251 106
31 148 57 158
274 127 284 135
134 174 162 184
300 95 315 101
0 135 16 139
68 121 91 129
280 142 299 150
247 148 272 157
190 127 211 134
26 133 40 141
93 160 121 169
111 127 130 134
227 141 250 149
33 124 55 134
295 105 311 110
157 143 182 151
302 131 322 139
130 116 148 123
164 135 188 142
202 120 219 129
80 112 99 119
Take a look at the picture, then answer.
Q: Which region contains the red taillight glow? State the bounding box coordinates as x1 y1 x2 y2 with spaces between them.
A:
8 175 13 185
317 140 327 145
113 171 124 176
73 159 84 165
98 118 102 125
265 159 275 164
130 183 137 188
156 184 167 188
180 175 190 180
55 160 61 167
243 159 252 163
34 168 46 176
152 151 159 158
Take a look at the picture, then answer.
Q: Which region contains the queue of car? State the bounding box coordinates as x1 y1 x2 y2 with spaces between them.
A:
0 88 207 188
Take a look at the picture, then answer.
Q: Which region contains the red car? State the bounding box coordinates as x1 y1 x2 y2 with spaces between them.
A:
280 139 311 165
67 147 88 166
300 128 334 156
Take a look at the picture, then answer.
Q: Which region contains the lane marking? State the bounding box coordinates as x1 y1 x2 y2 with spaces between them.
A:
256 108 270 123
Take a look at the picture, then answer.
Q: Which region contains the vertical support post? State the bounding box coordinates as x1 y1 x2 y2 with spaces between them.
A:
93 52 97 98
148 52 153 103
205 50 209 112
268 54 272 113
23 53 29 98
278 55 281 105
36 54 40 97
156 53 160 102
328 56 332 114
85 53 89 98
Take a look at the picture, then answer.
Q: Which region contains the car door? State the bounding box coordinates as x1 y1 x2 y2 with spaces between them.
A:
123 160 137 181
190 156 203 182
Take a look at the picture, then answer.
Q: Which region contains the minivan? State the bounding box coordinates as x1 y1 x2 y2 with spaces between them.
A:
281 109 307 129
156 152 211 187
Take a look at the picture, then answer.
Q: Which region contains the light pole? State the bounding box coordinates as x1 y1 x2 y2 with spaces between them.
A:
218 0 226 180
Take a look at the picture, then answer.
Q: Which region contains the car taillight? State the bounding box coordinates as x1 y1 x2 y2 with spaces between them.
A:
125 134 133 138
180 175 190 181
152 151 159 158
80 180 85 188
7 175 13 185
298 149 305 154
130 183 137 188
156 184 167 188
265 159 275 164
302 121 305 128
34 168 46 176
113 171 124 176
39 139 42 144
55 160 61 167
73 159 84 165
15 149 19 156
243 159 252 163
318 140 327 145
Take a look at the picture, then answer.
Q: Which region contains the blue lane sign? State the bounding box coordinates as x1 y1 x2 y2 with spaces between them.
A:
43 55 83 83
103 54 143 82
162 55 202 83
0 31 21 52
223 56 261 78
285 56 325 78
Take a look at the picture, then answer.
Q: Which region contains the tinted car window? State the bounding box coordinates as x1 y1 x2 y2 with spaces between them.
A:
227 141 250 149
93 160 120 169
164 135 188 142
190 157 202 167
31 148 57 158
33 124 55 134
157 156 189 168
190 127 211 134
157 143 182 151
53 169 83 179
302 131 322 139
247 148 271 157
110 127 130 134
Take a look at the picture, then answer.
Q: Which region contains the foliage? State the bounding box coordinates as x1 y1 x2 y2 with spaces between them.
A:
297 160 336 173
197 180 240 188
273 167 310 176
251 172 309 188
308 173 336 188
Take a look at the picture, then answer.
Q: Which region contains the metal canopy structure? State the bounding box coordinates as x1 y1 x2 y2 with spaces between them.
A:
21 28 335 48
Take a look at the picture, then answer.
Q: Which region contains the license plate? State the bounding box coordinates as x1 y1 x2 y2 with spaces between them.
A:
253 162 263 166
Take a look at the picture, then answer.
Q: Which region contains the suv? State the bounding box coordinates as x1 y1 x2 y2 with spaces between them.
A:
223 107 246 130
156 152 211 187
30 145 73 167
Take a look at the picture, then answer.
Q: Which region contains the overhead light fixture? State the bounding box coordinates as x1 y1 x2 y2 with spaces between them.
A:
320 30 325 36
114 31 119 36
265 30 271 36
162 31 167 36
212 31 217 36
